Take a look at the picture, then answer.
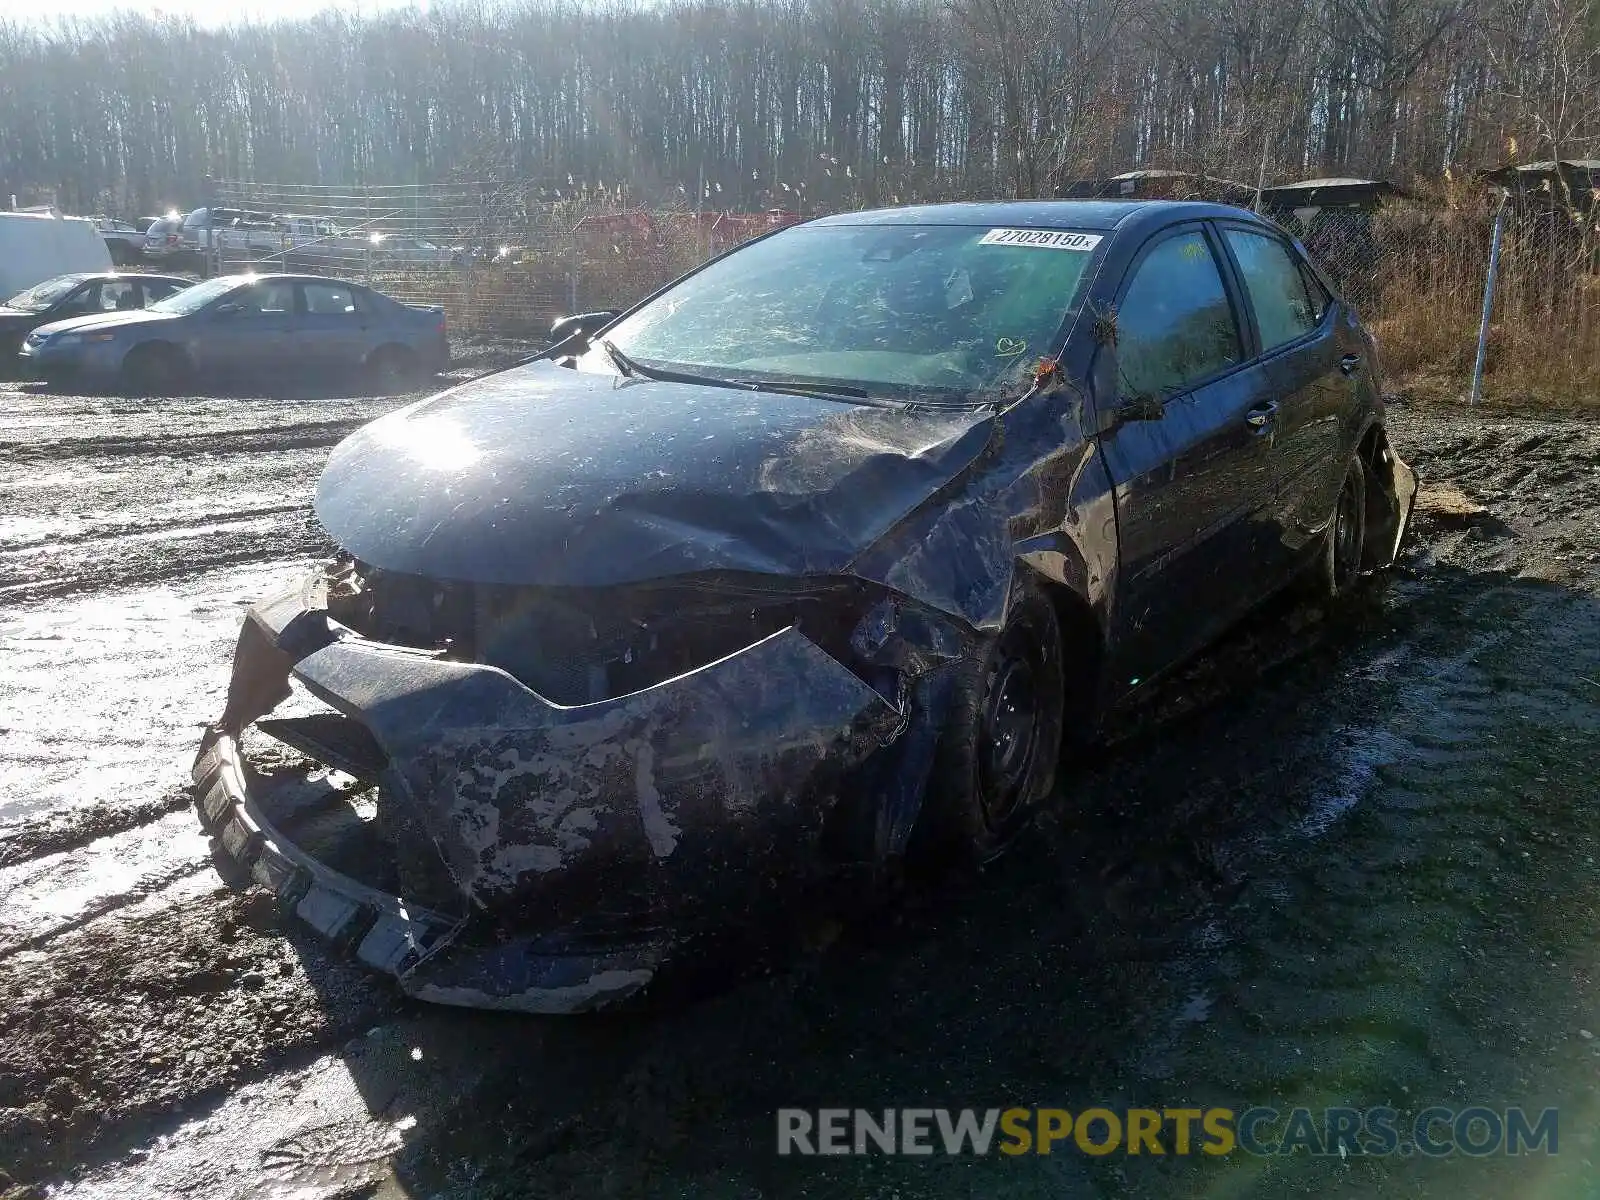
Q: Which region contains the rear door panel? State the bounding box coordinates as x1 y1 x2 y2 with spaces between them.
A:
293 282 370 371
1217 224 1351 573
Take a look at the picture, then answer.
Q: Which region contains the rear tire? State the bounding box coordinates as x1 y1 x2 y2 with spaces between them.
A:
922 575 1067 865
1317 454 1369 602
366 345 420 394
121 343 189 396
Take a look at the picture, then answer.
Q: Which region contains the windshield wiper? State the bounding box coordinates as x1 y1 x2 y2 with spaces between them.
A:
730 378 871 400
598 338 639 377
599 340 747 390
600 342 900 407
740 381 909 410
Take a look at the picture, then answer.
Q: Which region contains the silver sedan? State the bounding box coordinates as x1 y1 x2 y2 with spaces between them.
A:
19 272 451 393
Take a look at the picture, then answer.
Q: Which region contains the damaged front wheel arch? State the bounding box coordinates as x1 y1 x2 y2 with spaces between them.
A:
920 572 1068 865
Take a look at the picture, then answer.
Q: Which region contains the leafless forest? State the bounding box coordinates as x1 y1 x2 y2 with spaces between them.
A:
0 0 1595 214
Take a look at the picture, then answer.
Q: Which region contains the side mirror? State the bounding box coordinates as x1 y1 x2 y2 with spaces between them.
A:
1085 330 1165 430
549 310 619 346
212 302 243 319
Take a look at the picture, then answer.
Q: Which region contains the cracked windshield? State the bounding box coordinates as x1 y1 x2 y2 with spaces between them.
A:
592 223 1097 402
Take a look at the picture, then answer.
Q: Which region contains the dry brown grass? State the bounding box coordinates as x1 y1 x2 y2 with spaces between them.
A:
1363 206 1600 409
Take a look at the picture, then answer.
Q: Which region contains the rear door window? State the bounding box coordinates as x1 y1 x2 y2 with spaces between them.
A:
139 279 185 303
1116 229 1243 400
1223 228 1322 351
1297 259 1333 322
300 283 360 315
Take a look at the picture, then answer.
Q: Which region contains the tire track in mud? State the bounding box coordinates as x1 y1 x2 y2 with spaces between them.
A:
0 559 310 829
0 417 374 464
0 785 191 870
0 809 214 961
0 392 378 601
1097 573 1600 1189
0 509 331 602
0 362 523 1190
0 881 404 1186
2 502 308 551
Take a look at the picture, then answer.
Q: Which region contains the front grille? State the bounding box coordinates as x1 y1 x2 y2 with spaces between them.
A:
325 560 864 705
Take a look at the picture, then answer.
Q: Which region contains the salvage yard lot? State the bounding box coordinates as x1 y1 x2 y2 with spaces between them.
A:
2 371 1599 1198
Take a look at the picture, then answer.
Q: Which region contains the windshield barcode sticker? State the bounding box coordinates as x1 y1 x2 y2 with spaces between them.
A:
978 228 1103 251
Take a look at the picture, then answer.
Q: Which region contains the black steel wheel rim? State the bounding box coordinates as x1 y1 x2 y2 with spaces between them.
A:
1333 475 1361 588
977 650 1040 826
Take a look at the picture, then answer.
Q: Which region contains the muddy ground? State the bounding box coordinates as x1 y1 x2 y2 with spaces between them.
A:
1 361 1598 1199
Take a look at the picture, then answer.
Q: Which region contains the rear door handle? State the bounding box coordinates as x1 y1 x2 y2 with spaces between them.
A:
1340 354 1362 375
1245 401 1279 429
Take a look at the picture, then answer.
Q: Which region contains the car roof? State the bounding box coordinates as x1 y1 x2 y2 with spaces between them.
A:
804 199 1273 234
39 272 192 286
214 272 366 286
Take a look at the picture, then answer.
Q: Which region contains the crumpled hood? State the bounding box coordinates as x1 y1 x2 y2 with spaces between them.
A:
31 309 176 338
316 360 997 587
0 306 40 329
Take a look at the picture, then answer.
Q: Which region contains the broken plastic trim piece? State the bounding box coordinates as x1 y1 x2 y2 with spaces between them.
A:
193 727 458 977
258 713 388 784
194 727 674 1012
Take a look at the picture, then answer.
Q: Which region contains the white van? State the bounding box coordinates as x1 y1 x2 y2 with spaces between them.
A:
0 210 113 298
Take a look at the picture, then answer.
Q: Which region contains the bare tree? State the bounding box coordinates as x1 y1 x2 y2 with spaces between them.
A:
0 0 1590 213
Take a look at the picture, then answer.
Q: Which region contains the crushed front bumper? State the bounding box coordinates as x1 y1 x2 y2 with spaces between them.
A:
193 573 906 1013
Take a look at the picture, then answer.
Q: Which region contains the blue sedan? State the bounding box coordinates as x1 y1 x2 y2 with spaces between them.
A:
19 273 450 393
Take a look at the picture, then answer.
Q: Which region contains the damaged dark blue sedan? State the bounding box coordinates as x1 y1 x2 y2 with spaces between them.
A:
193 201 1416 1012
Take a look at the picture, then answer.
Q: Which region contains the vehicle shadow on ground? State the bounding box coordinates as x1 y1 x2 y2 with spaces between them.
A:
260 557 1600 1199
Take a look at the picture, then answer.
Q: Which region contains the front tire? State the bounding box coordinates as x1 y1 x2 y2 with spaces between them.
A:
923 575 1066 864
121 343 189 396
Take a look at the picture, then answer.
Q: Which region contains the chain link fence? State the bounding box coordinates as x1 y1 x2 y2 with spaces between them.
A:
1280 198 1600 400
210 176 1600 400
209 179 800 336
